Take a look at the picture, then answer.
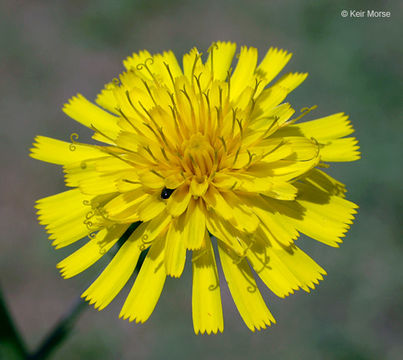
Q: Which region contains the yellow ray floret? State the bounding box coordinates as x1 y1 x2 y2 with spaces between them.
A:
63 94 121 136
82 232 143 310
120 236 167 323
57 226 126 278
255 47 292 95
206 41 236 81
31 42 359 334
30 136 105 165
192 233 224 335
36 189 95 248
218 242 276 331
164 215 187 278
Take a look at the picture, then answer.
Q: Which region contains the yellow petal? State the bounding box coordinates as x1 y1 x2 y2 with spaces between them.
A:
164 215 187 277
291 182 358 246
36 189 85 223
283 136 320 161
203 185 233 221
164 173 185 189
82 232 142 310
95 83 120 115
158 50 183 79
183 48 202 81
138 171 166 189
214 172 297 200
230 46 258 101
320 137 360 162
205 214 244 255
114 131 142 153
183 198 206 250
252 89 293 121
30 136 105 165
220 191 260 233
129 210 172 250
255 47 292 95
57 225 126 278
103 189 148 220
166 183 191 217
218 242 275 331
252 72 306 117
63 94 120 136
241 194 298 246
258 143 294 164
192 234 223 334
246 239 300 298
123 49 152 72
190 176 209 197
270 243 327 292
274 72 308 93
248 156 319 182
120 236 167 323
293 112 355 140
263 181 298 201
67 161 136 195
94 156 134 173
247 235 326 296
77 172 123 195
64 160 99 187
206 41 236 81
302 168 346 197
276 113 360 162
36 189 95 248
150 51 183 90
136 192 166 222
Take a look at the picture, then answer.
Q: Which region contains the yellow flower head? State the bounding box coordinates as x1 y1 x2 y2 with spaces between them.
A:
31 42 360 334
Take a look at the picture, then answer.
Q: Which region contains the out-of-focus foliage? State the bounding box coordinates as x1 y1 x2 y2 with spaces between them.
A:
0 0 401 359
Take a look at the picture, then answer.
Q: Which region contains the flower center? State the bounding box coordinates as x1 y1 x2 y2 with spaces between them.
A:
182 133 215 178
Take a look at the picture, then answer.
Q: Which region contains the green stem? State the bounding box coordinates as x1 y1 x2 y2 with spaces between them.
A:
25 222 144 359
26 297 87 360
0 286 28 359
27 222 143 359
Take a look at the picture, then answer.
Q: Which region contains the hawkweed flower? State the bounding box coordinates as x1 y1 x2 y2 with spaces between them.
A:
31 42 359 334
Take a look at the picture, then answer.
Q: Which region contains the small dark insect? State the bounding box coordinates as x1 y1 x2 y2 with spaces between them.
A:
160 187 174 199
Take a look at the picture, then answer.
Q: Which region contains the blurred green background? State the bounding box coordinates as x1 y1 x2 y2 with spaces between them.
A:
0 0 402 359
